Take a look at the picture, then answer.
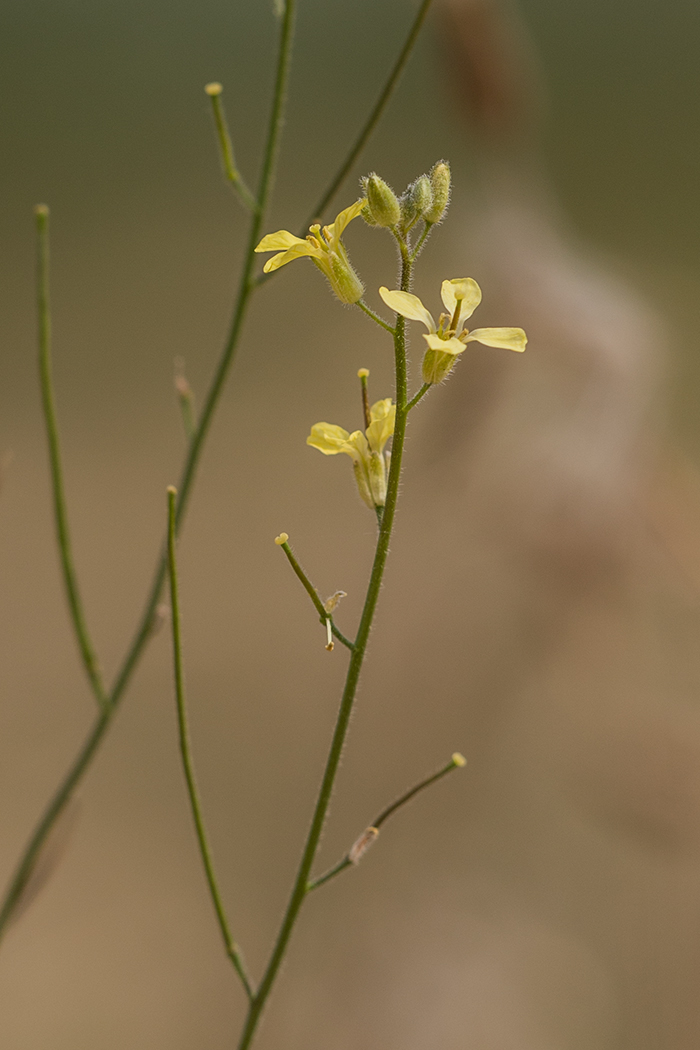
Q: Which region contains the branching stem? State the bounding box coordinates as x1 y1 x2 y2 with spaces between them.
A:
308 753 465 891
357 299 395 334
235 229 415 1050
278 539 354 651
0 0 298 946
407 382 431 411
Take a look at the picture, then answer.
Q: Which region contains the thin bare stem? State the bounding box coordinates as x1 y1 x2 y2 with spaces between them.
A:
0 0 298 945
34 206 108 713
277 537 354 651
304 0 436 226
206 84 259 213
308 753 466 891
166 488 253 1000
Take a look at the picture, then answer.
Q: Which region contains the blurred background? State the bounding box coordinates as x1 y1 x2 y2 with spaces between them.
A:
2 0 700 1046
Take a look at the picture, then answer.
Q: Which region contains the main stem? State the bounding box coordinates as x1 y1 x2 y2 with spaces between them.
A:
0 0 297 946
236 249 413 1050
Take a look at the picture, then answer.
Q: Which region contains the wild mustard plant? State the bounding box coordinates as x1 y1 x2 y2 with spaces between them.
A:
1 0 527 1044
166 167 526 1048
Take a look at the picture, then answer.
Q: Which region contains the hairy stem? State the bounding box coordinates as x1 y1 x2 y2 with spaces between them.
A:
235 242 414 1050
167 488 253 1000
407 382 431 411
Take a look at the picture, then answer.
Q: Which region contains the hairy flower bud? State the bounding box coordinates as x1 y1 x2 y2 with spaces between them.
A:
364 174 401 228
424 161 451 224
409 175 433 220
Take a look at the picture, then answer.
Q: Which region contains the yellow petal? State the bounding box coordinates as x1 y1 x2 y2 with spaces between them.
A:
366 399 395 453
440 278 482 320
255 230 308 253
423 333 466 355
327 198 367 243
307 423 352 455
464 327 527 352
379 288 436 331
263 241 317 273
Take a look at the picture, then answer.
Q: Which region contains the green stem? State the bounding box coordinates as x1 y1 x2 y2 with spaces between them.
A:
35 206 108 713
206 85 260 214
304 0 436 226
0 0 297 946
0 709 110 939
167 488 253 1000
308 754 465 891
356 299 395 334
278 540 354 651
407 382 431 411
235 240 414 1050
410 221 433 261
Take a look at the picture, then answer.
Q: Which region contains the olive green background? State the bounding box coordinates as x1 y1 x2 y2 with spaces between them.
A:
2 1 700 1047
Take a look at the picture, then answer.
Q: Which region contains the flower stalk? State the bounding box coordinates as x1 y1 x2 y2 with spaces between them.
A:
235 229 415 1050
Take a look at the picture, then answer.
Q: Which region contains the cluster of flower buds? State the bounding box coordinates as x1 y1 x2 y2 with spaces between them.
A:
361 161 451 233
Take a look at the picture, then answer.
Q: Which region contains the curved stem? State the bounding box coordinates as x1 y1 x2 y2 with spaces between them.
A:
236 242 414 1050
308 753 465 892
0 0 297 944
35 207 108 712
356 299 395 334
304 0 436 226
206 87 259 214
407 382 431 411
167 489 253 1000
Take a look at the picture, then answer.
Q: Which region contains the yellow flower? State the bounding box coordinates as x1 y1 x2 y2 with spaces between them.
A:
379 278 527 383
255 199 366 304
307 398 395 508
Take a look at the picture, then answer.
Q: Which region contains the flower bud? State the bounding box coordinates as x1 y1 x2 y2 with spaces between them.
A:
422 347 457 385
364 174 401 228
409 175 433 220
424 161 451 224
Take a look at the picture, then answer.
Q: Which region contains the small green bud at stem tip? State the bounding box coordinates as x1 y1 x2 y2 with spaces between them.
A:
205 82 223 96
34 203 49 218
451 752 466 767
167 485 177 496
424 161 451 224
274 533 289 545
357 368 369 379
364 173 401 228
